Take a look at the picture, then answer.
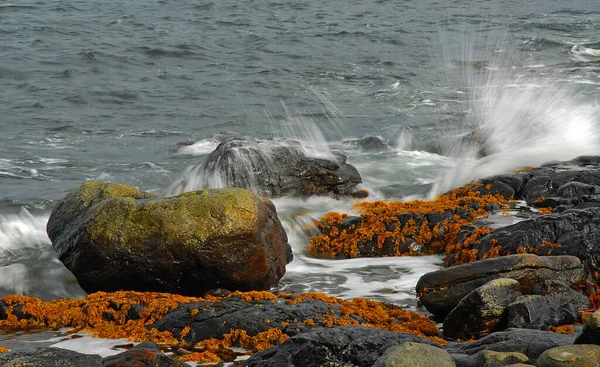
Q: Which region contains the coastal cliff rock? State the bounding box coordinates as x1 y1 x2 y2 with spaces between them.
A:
46 181 291 295
167 138 365 198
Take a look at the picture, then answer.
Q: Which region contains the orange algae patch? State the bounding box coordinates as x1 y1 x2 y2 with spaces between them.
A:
537 207 552 215
0 291 444 362
550 325 575 334
308 183 509 265
0 346 8 353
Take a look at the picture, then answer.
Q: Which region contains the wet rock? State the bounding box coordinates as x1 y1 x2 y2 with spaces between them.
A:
506 296 578 331
167 138 364 198
574 309 600 345
416 254 585 317
536 344 600 367
353 136 390 152
0 346 102 366
475 350 529 367
372 342 456 367
245 326 440 367
47 181 291 295
0 301 7 320
443 278 521 340
103 341 186 367
446 328 576 362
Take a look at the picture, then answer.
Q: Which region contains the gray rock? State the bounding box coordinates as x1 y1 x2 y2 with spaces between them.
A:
245 326 440 367
103 341 186 367
373 342 456 367
443 278 521 340
167 138 364 198
416 254 585 317
475 350 529 367
536 344 600 367
0 346 102 367
446 328 576 362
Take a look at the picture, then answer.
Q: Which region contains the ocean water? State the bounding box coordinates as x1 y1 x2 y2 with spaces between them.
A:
1 0 600 325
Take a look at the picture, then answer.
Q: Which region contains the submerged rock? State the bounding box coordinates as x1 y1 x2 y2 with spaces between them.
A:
47 181 291 295
416 254 585 318
167 138 364 198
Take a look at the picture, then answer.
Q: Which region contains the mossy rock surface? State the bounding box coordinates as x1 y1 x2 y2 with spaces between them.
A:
47 181 291 295
536 344 600 367
372 342 456 367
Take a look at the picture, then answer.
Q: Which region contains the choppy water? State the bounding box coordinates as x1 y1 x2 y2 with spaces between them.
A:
1 0 600 312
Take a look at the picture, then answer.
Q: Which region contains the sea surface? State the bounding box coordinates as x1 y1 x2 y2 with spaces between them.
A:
1 0 600 346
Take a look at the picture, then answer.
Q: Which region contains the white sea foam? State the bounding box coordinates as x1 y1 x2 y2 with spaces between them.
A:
175 138 220 156
0 208 50 252
428 29 600 197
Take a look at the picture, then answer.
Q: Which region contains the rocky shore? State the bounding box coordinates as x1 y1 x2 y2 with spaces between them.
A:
1 152 600 366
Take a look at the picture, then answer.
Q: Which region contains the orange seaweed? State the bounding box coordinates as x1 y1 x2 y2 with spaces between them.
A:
307 183 510 265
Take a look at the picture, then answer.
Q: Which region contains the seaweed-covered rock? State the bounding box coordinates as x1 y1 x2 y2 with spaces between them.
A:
167 138 364 198
47 181 291 295
536 344 600 367
443 278 521 340
0 346 102 366
103 341 186 367
245 326 440 367
372 342 456 367
416 254 585 317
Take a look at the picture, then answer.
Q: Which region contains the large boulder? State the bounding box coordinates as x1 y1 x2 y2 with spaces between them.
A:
373 342 456 367
47 181 291 295
166 138 364 198
536 344 600 367
416 254 585 317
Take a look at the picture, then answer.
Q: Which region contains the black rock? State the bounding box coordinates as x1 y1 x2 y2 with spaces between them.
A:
245 326 440 367
103 341 187 367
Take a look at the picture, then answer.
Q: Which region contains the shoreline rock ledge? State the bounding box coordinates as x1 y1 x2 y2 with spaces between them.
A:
46 181 292 295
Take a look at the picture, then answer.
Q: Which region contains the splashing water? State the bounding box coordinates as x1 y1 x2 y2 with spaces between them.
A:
428 30 600 197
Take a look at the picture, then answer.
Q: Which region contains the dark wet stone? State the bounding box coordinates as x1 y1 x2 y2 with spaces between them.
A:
245 326 439 367
575 309 600 345
443 278 521 340
103 341 187 367
354 136 390 152
167 138 363 198
521 176 551 204
0 346 102 366
446 328 576 362
0 301 7 320
416 254 585 317
126 304 144 321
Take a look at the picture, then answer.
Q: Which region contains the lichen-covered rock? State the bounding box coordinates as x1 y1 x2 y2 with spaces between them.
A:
475 350 529 367
416 254 585 317
536 344 600 367
245 326 440 367
167 138 364 198
372 342 456 367
0 346 102 366
47 181 291 295
103 341 186 367
575 309 600 345
443 278 521 340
